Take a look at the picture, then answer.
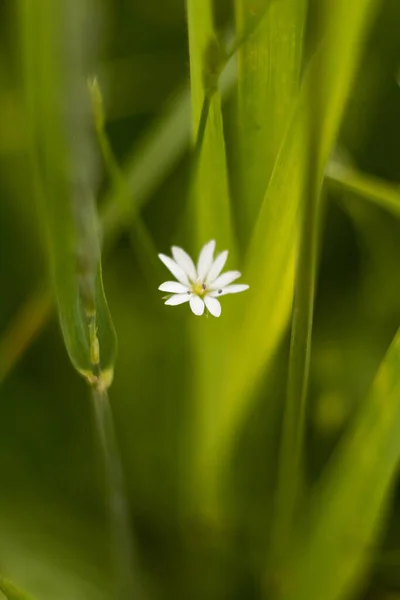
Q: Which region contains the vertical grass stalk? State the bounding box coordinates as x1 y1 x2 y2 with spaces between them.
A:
271 4 326 562
272 124 322 559
88 316 145 600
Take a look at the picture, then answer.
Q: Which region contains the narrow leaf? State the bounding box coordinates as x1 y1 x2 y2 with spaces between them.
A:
196 0 382 506
186 0 233 249
18 0 117 387
278 328 400 600
234 0 306 240
326 161 400 219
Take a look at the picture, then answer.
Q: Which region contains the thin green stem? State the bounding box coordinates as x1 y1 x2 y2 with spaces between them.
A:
92 384 146 600
193 94 211 159
87 312 146 600
89 79 159 278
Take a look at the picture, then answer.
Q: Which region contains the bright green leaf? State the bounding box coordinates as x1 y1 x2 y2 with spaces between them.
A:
186 0 233 250
195 0 382 508
234 0 306 241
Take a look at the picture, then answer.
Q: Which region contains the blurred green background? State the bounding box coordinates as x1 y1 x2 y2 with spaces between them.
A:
1 1 400 599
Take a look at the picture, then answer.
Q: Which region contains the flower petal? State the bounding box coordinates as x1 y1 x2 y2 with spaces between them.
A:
159 281 189 293
210 284 249 296
165 293 191 306
209 270 241 290
158 253 189 285
197 240 216 281
204 295 221 317
206 250 228 285
171 246 197 281
189 295 205 316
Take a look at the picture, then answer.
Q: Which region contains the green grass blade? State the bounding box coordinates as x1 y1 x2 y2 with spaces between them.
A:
101 52 236 248
184 1 235 517
92 387 147 600
0 576 36 600
234 0 306 241
278 328 400 600
272 48 326 554
199 0 381 505
18 0 117 387
326 161 400 219
186 0 233 249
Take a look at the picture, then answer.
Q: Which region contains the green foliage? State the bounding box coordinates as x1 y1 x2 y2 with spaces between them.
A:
234 0 306 239
279 328 400 600
18 0 117 386
186 0 233 249
0 576 36 600
1 1 400 599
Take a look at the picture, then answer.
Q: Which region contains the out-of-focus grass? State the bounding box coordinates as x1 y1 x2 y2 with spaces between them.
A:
0 574 35 600
1 1 400 599
279 327 400 600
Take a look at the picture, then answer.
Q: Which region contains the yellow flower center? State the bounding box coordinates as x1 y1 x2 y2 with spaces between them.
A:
192 282 206 296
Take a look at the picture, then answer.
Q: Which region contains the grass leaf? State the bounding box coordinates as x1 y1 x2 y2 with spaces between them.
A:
198 0 382 506
234 0 306 241
327 161 400 219
186 0 233 249
18 0 117 387
277 328 400 600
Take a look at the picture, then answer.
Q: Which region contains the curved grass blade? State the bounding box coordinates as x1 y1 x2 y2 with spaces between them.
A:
18 0 117 388
0 575 36 600
277 328 400 600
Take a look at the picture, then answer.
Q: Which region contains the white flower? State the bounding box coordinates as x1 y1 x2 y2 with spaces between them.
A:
158 240 249 317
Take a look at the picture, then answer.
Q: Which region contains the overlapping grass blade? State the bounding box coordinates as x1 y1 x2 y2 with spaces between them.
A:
198 0 382 505
186 0 233 249
0 56 237 384
184 0 236 516
18 0 116 387
278 328 400 600
234 0 306 241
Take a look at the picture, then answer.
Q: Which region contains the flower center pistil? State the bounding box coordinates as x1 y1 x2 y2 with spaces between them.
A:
192 281 207 296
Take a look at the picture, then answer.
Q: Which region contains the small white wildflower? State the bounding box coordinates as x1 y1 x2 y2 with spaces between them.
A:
158 240 249 317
